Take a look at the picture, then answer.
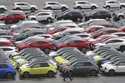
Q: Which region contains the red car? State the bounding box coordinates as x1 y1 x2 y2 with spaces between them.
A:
0 38 14 46
15 36 56 51
85 25 105 33
56 38 94 50
91 28 120 38
0 10 26 24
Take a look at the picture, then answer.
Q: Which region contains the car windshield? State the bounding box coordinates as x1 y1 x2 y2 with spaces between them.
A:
17 3 28 5
48 3 58 5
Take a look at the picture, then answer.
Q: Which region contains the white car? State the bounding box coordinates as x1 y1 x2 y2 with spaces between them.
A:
28 10 55 23
103 0 125 9
13 2 38 11
44 1 69 11
0 46 17 57
47 20 79 28
96 38 125 51
101 60 125 75
74 0 98 10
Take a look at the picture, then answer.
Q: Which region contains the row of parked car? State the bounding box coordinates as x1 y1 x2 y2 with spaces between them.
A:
0 0 125 80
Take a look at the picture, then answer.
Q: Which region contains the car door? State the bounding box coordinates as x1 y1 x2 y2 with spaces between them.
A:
39 63 49 74
29 63 41 75
115 62 125 72
83 2 91 8
36 13 45 21
52 3 60 9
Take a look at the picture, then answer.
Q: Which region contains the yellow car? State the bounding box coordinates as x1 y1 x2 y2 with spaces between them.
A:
19 60 57 78
54 56 69 65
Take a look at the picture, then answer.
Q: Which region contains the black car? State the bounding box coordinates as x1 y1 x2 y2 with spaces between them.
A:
85 9 112 21
70 60 99 76
57 10 83 22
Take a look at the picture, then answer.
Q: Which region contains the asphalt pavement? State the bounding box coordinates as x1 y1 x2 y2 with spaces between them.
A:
1 0 125 83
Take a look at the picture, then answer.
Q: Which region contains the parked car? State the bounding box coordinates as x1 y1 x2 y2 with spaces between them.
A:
57 10 83 22
74 0 98 10
15 36 56 51
13 2 38 12
44 1 69 11
85 9 112 21
19 59 57 78
0 10 26 24
103 0 125 9
101 60 125 75
28 10 55 23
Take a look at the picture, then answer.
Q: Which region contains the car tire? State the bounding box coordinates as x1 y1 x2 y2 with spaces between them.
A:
47 18 53 23
23 72 30 78
15 7 21 10
31 18 36 20
108 69 115 76
105 6 110 9
46 7 52 10
91 6 96 10
31 7 37 12
6 73 15 80
120 5 125 9
48 71 55 77
90 70 98 76
61 7 67 11
76 6 82 9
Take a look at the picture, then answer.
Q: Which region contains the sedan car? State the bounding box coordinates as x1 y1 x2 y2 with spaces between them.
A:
0 10 26 24
15 36 56 51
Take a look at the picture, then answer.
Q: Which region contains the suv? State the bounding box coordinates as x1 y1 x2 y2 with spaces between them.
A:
103 0 125 9
28 10 55 23
44 1 69 11
13 2 38 12
101 60 125 75
74 0 98 10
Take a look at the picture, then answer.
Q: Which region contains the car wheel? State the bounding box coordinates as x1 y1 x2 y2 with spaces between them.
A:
90 70 98 76
31 7 37 12
31 18 36 20
15 7 21 10
61 7 67 11
106 6 110 9
120 5 125 9
48 71 55 77
91 6 96 10
108 69 115 76
23 72 30 78
46 7 52 10
76 6 82 9
47 18 53 23
6 73 15 79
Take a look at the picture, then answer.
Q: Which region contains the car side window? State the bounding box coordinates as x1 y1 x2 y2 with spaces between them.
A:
32 64 41 68
83 62 93 66
40 63 49 67
0 64 8 68
106 40 122 44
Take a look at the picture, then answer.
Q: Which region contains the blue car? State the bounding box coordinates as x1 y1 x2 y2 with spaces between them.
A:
0 63 16 79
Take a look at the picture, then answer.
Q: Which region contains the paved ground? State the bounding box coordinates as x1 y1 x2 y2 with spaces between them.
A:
1 0 125 83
